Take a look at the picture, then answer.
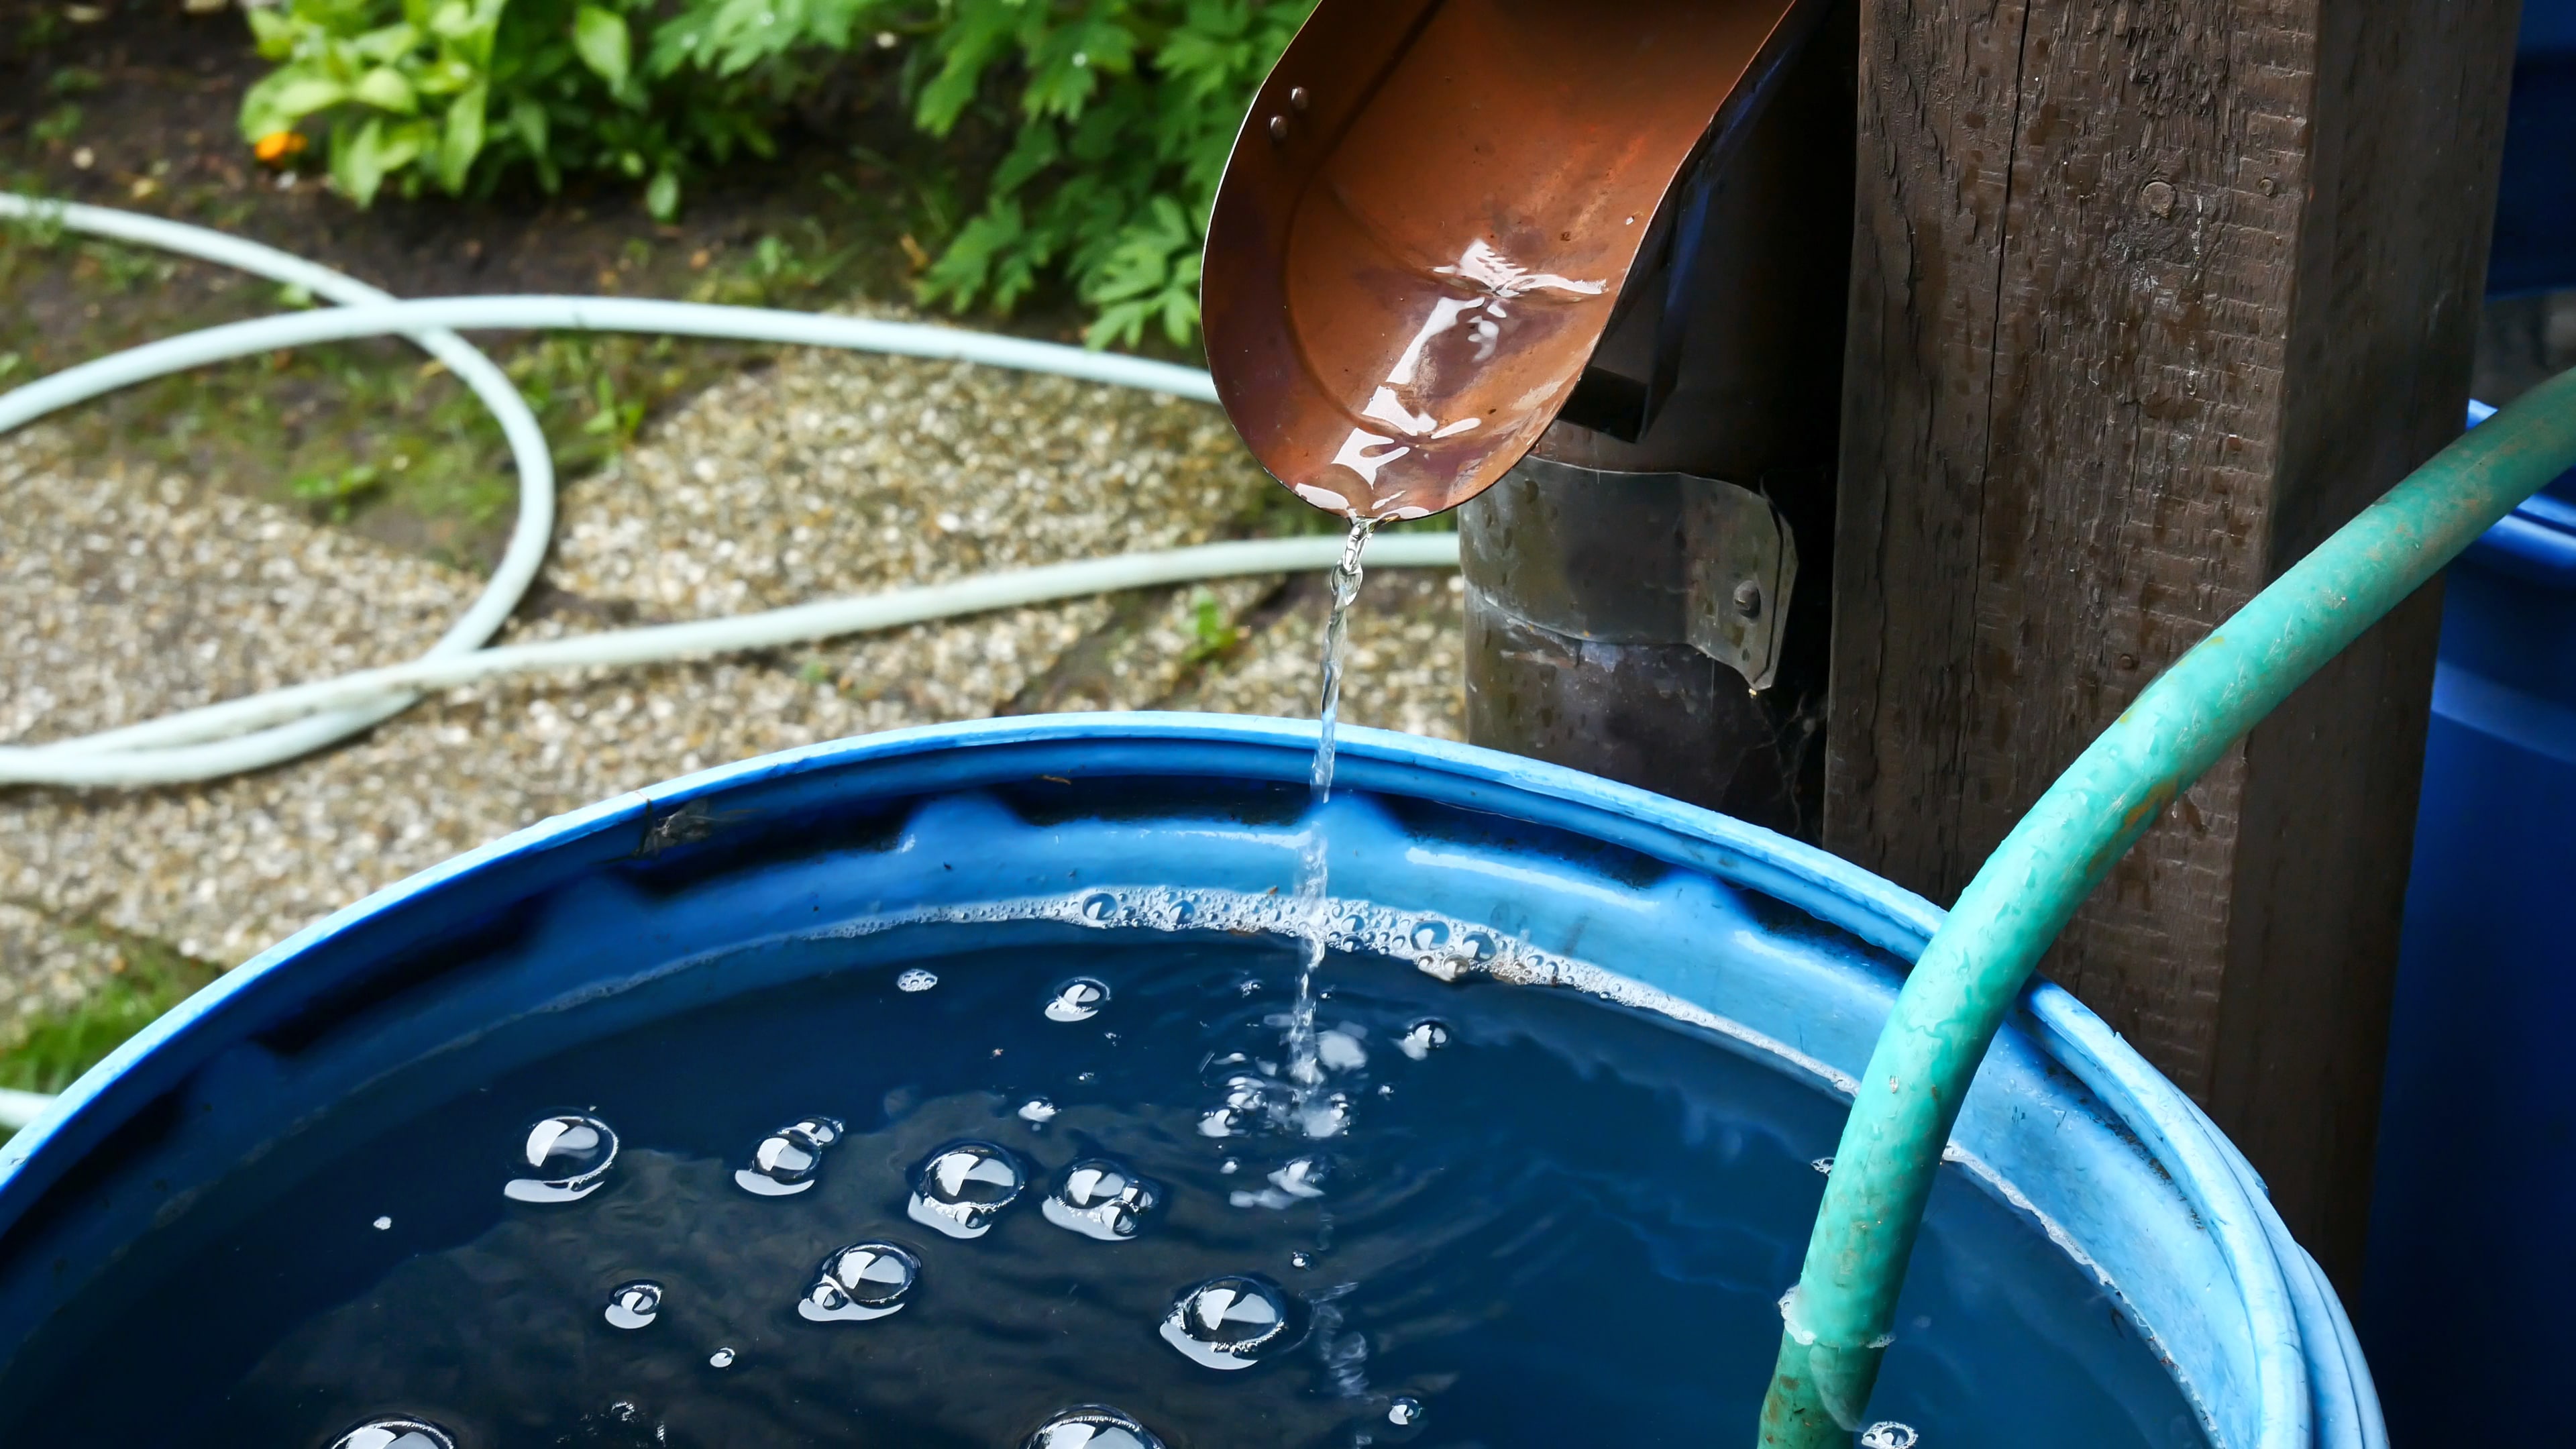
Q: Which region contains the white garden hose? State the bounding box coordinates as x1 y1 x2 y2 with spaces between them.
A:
0 193 1460 790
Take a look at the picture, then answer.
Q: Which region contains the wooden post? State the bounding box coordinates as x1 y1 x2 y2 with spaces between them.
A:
1825 0 2518 1288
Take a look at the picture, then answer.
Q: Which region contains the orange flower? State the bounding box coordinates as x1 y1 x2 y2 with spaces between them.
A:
254 131 309 165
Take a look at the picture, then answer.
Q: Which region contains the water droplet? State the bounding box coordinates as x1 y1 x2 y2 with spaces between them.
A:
735 1116 847 1197
1220 1158 1240 1174
1042 1159 1161 1241
897 968 939 993
1081 892 1118 922
1860 1426 1919 1449
371 1216 392 1230
908 1141 1025 1238
1018 1096 1059 1126
1388 1397 1424 1428
800 1240 920 1322
503 1114 619 1203
1161 1275 1302 1370
1289 1250 1313 1269
708 1346 737 1368
1045 977 1112 1022
1023 1405 1166 1449
1396 1019 1450 1061
603 1279 663 1330
329 1418 456 1449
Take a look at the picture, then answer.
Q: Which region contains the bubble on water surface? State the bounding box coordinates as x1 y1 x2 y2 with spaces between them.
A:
1018 1096 1059 1126
502 1114 618 1203
1042 1159 1161 1241
897 968 939 992
1860 1426 1918 1449
735 1116 846 1196
602 1280 663 1330
1316 1028 1367 1073
908 1141 1025 1238
371 1216 392 1231
1812 1157 1835 1175
1395 1019 1450 1060
1231 1155 1329 1210
708 1346 737 1368
1044 977 1112 1022
1023 1405 1165 1449
1300 1092 1352 1139
329 1418 455 1449
1161 1275 1302 1371
800 1241 920 1322
1387 1397 1424 1427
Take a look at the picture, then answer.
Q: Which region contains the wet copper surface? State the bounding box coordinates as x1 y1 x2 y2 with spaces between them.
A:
1201 0 1826 519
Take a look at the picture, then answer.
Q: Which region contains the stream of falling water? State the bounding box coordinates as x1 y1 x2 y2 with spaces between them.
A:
1279 517 1377 1116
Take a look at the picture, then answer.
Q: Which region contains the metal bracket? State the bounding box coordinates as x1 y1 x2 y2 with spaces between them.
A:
1684 476 1797 691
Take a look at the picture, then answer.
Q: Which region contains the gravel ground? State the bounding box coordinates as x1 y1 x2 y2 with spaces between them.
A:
0 337 1464 1014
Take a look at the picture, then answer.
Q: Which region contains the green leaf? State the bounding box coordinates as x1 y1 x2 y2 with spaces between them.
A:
914 0 1022 137
571 5 633 90
348 21 422 62
332 115 392 207
242 72 351 137
510 95 550 159
246 8 297 59
645 167 680 221
436 81 487 191
351 65 421 114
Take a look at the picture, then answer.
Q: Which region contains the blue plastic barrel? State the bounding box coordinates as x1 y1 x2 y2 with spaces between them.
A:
0 716 2374 1446
2491 0 2576 293
2363 417 2576 1442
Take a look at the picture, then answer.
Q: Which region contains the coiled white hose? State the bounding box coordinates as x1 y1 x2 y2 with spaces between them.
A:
0 193 1458 790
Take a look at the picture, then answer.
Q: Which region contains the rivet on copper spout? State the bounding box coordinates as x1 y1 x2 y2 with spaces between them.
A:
1267 115 1290 142
1289 86 1310 111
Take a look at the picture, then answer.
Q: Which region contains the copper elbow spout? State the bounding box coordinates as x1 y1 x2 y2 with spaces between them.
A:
1201 0 1837 521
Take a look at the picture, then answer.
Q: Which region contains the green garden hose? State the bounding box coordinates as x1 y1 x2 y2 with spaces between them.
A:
1756 363 2576 1445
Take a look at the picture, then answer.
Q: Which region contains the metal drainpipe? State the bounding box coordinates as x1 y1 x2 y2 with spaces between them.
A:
1459 3 1854 839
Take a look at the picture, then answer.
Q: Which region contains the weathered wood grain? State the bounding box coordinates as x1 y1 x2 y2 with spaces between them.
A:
1826 0 2517 1285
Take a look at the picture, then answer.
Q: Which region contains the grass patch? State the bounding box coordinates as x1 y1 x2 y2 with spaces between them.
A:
0 927 223 1097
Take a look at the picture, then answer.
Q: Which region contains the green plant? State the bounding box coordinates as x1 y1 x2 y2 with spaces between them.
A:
235 0 1310 346
912 0 1313 347
1183 586 1238 663
30 103 83 147
0 932 222 1098
239 0 786 216
289 460 386 519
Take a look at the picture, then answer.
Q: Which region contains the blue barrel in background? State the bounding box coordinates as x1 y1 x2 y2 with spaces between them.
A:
2364 402 2576 1442
2363 1 2576 1430
2489 0 2576 294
